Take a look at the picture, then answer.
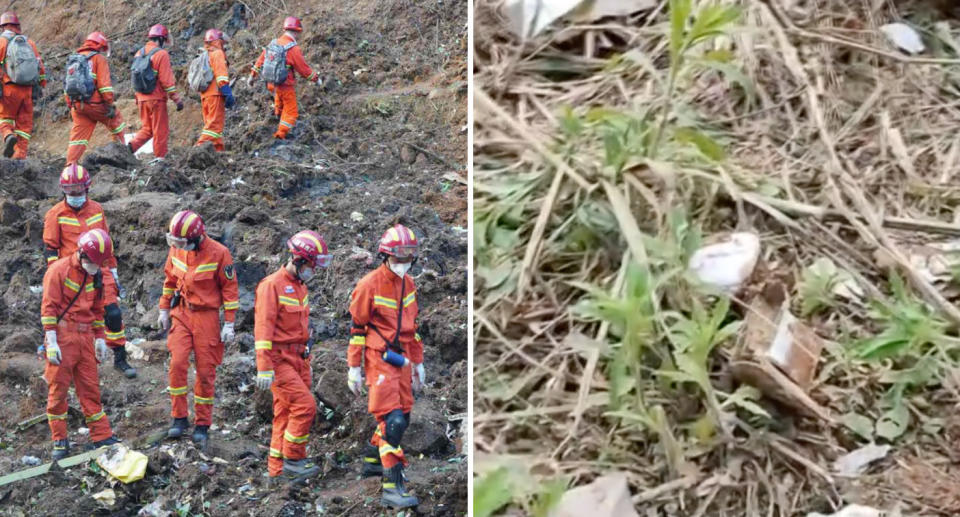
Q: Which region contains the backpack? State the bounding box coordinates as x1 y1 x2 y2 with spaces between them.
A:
261 39 296 85
131 46 162 94
63 51 97 101
187 49 213 92
2 31 40 86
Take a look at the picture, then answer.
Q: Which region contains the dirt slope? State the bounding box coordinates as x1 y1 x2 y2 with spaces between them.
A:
0 0 467 515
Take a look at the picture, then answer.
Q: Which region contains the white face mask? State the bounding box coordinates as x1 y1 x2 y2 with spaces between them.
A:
299 266 315 282
389 261 411 278
82 262 100 275
66 195 86 208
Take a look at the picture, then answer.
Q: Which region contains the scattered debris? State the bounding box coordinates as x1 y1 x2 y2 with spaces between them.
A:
833 444 892 477
350 211 364 221
92 488 117 507
807 505 884 517
97 444 148 484
880 23 925 54
503 0 655 38
16 414 45 431
19 456 40 466
688 232 761 293
548 473 638 517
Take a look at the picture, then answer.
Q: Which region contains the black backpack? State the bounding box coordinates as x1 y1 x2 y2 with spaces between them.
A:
131 46 162 94
63 52 97 101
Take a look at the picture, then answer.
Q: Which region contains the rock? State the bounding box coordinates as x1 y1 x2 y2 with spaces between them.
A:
400 144 417 164
81 142 138 171
404 402 452 456
2 329 40 354
0 198 22 224
186 142 218 170
235 206 268 224
3 270 34 312
24 216 43 245
0 354 42 384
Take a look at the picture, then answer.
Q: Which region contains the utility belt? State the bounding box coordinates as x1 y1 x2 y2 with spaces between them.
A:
171 291 217 313
57 319 93 333
271 341 306 356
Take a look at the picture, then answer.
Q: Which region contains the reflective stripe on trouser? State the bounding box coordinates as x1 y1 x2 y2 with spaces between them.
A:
129 99 170 158
102 273 126 349
65 102 126 164
195 95 225 151
267 347 315 476
167 306 223 426
273 87 298 139
0 83 33 159
44 323 113 441
371 419 409 469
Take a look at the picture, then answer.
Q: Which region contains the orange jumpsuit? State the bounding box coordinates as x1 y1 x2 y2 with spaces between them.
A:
41 254 113 442
250 33 319 139
42 199 125 349
348 264 424 469
159 236 238 426
129 41 180 158
254 267 315 476
0 29 46 159
64 44 125 164
195 40 229 151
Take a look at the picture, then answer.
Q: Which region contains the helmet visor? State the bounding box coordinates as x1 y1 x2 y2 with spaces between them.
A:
166 234 189 249
62 184 86 195
393 244 418 260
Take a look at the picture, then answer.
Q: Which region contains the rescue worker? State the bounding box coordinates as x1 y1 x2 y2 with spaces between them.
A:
43 164 135 378
246 16 321 139
195 28 234 151
158 210 239 446
347 224 425 509
64 31 125 164
254 230 332 481
128 24 183 162
0 11 46 159
41 228 121 459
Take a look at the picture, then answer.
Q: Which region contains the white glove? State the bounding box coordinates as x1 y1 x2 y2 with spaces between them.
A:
347 366 363 396
94 338 107 363
413 363 425 392
109 268 125 299
45 330 61 365
158 309 170 331
315 78 323 87
220 322 235 344
255 371 273 390
246 75 255 87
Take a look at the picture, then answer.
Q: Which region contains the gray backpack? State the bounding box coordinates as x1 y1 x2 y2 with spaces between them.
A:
63 52 97 101
261 39 295 85
131 46 162 94
3 31 40 86
187 50 213 92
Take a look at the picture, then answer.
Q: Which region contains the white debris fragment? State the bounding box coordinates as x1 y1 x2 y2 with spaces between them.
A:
833 444 891 477
807 504 884 517
688 232 761 292
78 427 90 436
29 285 42 294
20 455 40 466
350 211 364 222
231 176 247 187
880 23 925 54
92 488 116 507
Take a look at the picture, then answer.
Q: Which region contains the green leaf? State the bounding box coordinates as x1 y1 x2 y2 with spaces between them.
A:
876 401 910 441
840 412 874 441
531 477 569 517
474 467 516 517
720 385 770 419
673 127 726 161
693 58 757 107
669 0 692 60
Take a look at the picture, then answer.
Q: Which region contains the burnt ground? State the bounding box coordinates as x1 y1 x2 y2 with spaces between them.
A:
0 0 467 515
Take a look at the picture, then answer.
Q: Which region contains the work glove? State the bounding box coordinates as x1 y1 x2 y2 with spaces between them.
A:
245 75 255 87
255 371 273 391
105 104 117 119
45 330 61 365
413 363 425 392
220 322 235 344
94 338 107 363
176 100 184 112
158 309 170 331
219 83 236 109
109 268 125 300
347 366 363 396
315 77 323 88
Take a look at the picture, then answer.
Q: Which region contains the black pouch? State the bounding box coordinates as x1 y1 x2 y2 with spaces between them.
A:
170 291 181 309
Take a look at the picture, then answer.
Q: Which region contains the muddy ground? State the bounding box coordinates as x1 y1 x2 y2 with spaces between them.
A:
0 0 467 515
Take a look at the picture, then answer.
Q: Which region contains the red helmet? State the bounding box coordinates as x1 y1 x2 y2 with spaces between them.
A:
77 229 114 266
0 12 20 26
287 230 331 268
60 163 92 191
204 28 224 43
148 24 169 40
283 16 303 32
85 31 109 50
167 210 205 250
379 224 419 259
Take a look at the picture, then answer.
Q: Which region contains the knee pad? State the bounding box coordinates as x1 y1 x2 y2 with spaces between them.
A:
104 303 123 332
384 409 408 447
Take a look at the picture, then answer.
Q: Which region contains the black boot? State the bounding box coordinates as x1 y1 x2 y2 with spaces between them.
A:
112 347 137 379
92 435 121 448
3 134 16 158
382 464 419 508
192 425 209 447
361 444 383 478
167 417 189 439
52 439 70 461
126 142 134 154
283 458 320 483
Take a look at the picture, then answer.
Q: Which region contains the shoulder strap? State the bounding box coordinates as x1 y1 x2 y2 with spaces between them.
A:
56 270 88 323
85 51 98 60
283 41 296 50
146 46 162 59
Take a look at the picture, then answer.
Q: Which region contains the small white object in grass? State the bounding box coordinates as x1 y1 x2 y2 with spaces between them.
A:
231 176 246 186
503 0 583 38
78 427 90 436
29 285 41 294
350 211 364 221
833 444 891 477
880 23 925 54
20 455 40 466
806 504 884 517
688 232 761 292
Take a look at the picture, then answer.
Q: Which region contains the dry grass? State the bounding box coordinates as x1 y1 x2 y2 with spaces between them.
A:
473 0 960 515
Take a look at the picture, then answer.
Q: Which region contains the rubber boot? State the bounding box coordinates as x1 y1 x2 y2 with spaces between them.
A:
361 444 383 478
167 417 189 439
382 464 419 508
113 347 137 379
283 458 320 483
3 134 16 158
192 425 209 448
92 435 120 448
126 142 134 154
52 439 70 461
